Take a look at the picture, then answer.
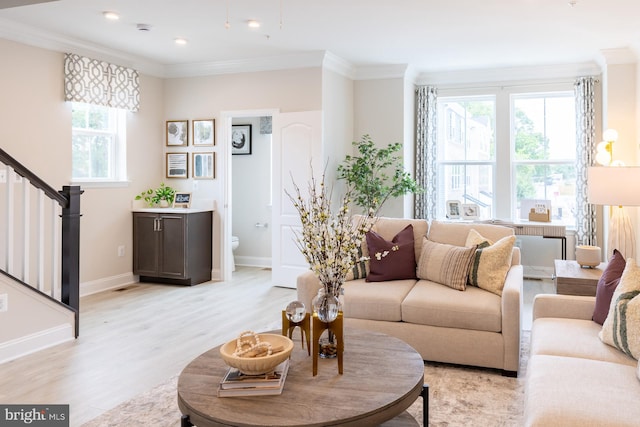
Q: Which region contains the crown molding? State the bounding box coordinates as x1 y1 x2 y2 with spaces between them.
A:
599 47 638 66
416 62 603 87
354 64 409 80
0 17 164 76
322 51 356 79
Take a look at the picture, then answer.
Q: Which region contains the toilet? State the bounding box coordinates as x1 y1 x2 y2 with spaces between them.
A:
231 235 239 271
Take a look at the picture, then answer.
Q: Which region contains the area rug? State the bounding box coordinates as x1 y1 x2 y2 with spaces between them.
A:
83 332 529 426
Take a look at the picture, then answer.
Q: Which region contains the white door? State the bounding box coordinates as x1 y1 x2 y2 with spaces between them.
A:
271 111 323 288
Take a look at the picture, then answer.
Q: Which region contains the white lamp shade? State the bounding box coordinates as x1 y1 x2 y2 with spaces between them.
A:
587 166 640 206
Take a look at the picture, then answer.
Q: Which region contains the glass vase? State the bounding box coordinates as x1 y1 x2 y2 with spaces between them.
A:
312 288 340 323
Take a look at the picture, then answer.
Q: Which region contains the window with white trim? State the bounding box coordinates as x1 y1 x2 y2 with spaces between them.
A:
436 84 576 226
71 102 127 183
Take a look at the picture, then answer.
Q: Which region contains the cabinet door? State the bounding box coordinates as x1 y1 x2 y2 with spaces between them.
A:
133 213 160 276
159 215 187 278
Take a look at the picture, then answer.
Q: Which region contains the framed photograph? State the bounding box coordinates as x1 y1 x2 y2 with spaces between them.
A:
192 152 215 179
232 124 252 155
193 119 215 146
166 152 188 178
173 192 192 208
462 203 479 220
166 120 188 146
446 200 461 219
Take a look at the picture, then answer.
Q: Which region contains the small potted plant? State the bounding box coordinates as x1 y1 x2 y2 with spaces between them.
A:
136 183 176 208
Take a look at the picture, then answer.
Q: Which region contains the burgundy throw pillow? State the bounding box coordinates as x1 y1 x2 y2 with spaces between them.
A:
592 249 626 325
365 224 416 282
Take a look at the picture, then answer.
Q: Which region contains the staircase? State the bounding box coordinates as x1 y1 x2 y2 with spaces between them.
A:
0 148 81 364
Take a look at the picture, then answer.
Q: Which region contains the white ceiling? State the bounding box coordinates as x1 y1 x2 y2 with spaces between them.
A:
1 0 639 79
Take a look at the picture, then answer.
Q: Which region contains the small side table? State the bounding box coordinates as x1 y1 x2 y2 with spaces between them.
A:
554 259 607 296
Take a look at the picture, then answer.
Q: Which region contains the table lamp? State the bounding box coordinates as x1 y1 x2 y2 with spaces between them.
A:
587 166 640 260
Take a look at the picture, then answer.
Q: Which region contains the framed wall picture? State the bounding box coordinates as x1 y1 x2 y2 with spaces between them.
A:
231 124 252 155
192 152 215 179
193 119 215 146
166 120 188 146
462 203 479 220
173 192 192 208
446 200 461 219
166 152 188 178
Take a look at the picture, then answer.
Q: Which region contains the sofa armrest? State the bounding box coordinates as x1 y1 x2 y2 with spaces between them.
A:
296 271 321 314
532 294 596 322
501 264 523 372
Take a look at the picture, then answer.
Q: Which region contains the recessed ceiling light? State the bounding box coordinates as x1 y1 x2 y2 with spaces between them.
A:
175 38 188 45
103 11 120 21
247 20 260 28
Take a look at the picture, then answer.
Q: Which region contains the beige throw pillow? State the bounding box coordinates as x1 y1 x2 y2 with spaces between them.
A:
600 258 640 360
417 237 476 291
465 230 516 296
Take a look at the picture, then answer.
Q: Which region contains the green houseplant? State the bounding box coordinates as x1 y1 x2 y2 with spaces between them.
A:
337 134 422 215
136 182 176 207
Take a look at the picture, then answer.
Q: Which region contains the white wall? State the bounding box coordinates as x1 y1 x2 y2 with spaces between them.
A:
163 68 323 276
354 77 407 218
231 116 271 266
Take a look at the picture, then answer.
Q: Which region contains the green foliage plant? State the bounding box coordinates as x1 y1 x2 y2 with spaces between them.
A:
337 135 422 215
135 182 176 207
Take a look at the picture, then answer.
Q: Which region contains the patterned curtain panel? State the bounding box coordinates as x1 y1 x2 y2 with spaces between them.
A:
574 76 597 245
64 53 140 112
415 86 438 220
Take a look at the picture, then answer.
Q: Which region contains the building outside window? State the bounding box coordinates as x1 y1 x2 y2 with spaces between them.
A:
71 102 126 184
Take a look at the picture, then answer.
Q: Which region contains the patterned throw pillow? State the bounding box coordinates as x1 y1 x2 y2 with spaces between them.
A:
416 237 476 291
600 258 640 360
365 224 416 282
464 230 516 296
347 246 368 280
592 249 626 325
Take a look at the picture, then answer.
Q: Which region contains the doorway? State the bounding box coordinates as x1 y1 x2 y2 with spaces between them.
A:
222 109 278 281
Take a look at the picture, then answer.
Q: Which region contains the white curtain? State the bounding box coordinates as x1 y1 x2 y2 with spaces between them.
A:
64 53 140 112
415 86 438 220
574 77 597 246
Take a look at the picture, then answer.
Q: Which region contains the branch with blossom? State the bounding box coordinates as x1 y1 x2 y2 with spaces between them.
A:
286 171 372 297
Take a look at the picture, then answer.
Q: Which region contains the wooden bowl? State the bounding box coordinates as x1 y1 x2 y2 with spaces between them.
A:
219 333 293 375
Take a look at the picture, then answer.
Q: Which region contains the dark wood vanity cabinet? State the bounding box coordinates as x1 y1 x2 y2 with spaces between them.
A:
133 210 212 285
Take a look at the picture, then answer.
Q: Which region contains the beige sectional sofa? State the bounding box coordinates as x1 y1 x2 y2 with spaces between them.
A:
525 294 640 426
297 217 524 375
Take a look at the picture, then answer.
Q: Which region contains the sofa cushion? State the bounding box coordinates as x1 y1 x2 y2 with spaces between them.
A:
341 279 416 322
592 249 626 325
401 280 502 332
416 237 476 291
600 258 640 359
353 216 429 265
524 354 640 427
465 231 516 296
366 224 416 282
531 317 636 366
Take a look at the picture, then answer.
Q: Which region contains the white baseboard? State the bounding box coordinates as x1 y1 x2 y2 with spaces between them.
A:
80 273 137 297
235 256 271 269
0 324 74 365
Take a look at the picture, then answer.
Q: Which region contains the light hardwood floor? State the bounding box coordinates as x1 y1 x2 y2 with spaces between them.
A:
0 267 296 426
0 267 551 426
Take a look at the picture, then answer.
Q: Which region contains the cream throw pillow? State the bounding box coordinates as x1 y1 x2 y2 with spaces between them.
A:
465 230 515 296
417 237 476 291
600 258 640 360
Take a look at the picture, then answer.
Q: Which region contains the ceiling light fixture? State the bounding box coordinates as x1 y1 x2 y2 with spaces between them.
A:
103 11 120 21
248 20 260 29
174 38 188 45
136 23 152 32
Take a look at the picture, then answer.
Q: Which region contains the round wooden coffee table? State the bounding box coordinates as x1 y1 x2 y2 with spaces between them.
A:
178 328 427 427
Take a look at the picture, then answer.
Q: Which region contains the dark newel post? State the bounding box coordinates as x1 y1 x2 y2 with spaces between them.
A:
60 185 82 337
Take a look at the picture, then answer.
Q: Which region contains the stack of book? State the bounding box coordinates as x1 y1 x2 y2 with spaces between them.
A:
217 359 289 397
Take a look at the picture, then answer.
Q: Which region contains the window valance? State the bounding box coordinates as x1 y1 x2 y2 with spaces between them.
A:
64 53 140 112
